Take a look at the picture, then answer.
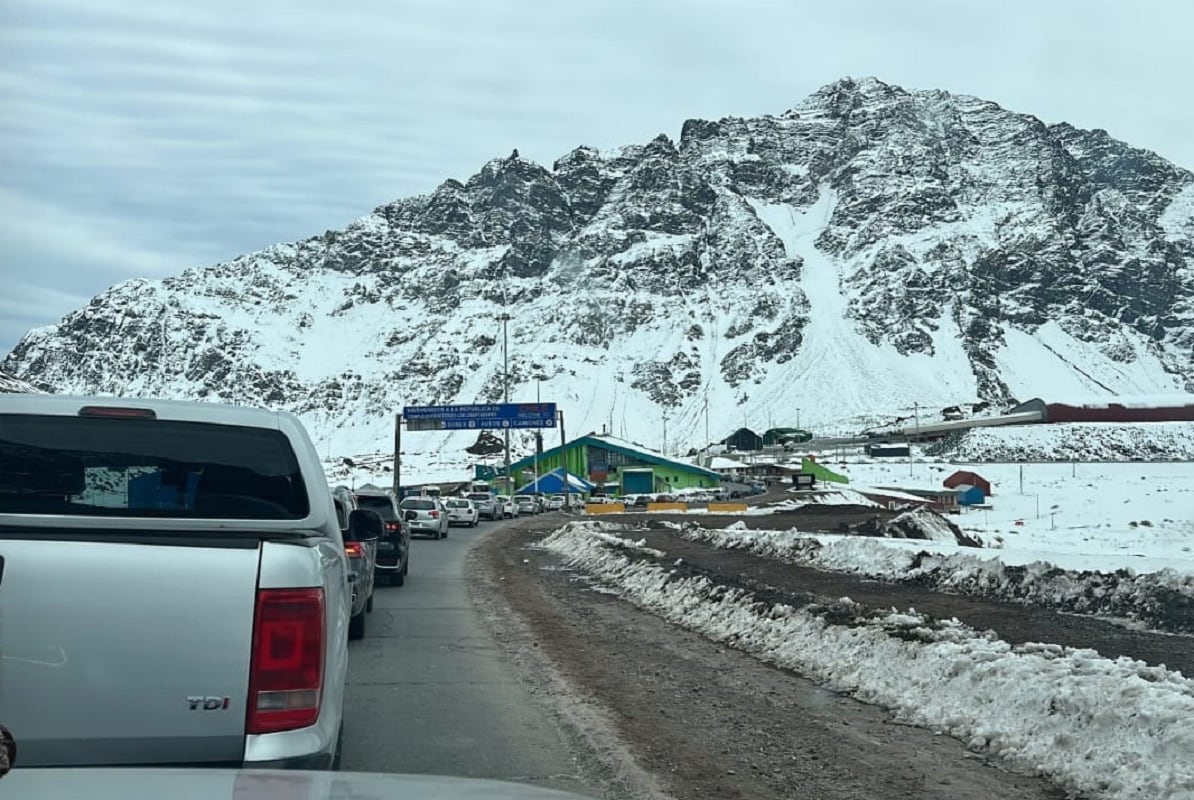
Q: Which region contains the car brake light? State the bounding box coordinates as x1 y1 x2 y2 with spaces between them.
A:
429 510 439 518
344 541 363 557
77 405 156 419
247 588 324 735
385 521 399 532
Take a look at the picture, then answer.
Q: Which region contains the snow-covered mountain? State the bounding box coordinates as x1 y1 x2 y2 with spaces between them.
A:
0 369 43 394
4 77 1192 465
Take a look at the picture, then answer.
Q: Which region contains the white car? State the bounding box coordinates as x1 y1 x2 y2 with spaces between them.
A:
513 494 538 515
444 498 479 527
400 496 450 539
547 494 566 511
493 494 518 518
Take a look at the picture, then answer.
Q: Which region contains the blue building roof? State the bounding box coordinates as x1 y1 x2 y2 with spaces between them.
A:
514 469 594 495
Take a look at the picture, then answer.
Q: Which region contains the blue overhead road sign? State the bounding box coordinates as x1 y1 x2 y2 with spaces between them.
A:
403 403 557 430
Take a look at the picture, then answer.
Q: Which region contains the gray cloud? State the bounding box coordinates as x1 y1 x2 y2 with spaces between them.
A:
2 0 1191 354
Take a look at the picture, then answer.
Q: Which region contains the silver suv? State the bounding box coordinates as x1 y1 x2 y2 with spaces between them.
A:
466 492 499 521
513 494 538 515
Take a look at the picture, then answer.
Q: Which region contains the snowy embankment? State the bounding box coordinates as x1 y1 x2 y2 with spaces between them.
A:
928 421 1194 462
540 522 1194 800
682 521 1194 634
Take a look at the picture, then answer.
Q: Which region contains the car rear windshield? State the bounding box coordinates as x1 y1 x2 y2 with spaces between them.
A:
355 494 397 519
466 494 490 502
445 499 467 507
402 499 434 510
0 413 309 519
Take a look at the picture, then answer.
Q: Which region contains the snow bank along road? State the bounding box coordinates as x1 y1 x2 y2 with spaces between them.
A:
479 516 1075 800
479 514 1194 800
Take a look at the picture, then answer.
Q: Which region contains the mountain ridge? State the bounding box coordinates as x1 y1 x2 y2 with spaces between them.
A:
5 76 1192 459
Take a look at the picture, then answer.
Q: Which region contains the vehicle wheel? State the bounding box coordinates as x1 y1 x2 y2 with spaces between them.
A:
366 591 374 613
348 609 366 640
393 564 406 587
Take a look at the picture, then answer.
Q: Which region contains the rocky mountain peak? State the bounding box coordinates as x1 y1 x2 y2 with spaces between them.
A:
4 77 1191 456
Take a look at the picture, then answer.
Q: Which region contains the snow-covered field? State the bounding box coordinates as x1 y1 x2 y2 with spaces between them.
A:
687 460 1194 630
540 522 1194 800
831 461 1194 575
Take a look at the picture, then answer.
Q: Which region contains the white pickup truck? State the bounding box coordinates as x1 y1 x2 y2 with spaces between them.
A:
0 394 373 769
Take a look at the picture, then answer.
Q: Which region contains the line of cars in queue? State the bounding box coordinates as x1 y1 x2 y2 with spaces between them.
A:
331 485 578 641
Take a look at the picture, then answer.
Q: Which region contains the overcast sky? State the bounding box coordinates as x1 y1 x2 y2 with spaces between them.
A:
1 0 1191 354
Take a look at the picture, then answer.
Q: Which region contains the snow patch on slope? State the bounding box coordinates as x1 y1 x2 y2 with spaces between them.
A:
747 192 979 418
1160 183 1194 241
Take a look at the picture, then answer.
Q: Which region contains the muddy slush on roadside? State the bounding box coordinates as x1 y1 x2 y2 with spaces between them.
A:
470 513 1072 800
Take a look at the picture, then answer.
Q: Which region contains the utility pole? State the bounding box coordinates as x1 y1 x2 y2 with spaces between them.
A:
559 409 567 501
392 413 402 496
1019 463 1024 495
500 311 512 495
662 412 669 456
533 377 541 490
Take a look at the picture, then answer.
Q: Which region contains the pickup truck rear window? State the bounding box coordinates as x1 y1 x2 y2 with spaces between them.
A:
0 414 309 519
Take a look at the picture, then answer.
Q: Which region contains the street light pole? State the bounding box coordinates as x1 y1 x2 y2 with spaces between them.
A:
662 412 669 456
500 311 512 494
533 378 540 490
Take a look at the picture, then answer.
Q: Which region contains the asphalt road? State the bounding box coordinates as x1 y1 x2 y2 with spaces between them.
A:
342 517 593 795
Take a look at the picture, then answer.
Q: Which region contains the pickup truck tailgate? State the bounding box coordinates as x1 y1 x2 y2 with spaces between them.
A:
0 537 261 766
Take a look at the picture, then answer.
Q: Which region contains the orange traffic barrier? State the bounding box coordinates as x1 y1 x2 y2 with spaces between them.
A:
584 503 626 514
646 502 688 513
707 502 749 513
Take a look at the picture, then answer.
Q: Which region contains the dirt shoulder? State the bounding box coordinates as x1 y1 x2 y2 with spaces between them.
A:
473 518 1066 800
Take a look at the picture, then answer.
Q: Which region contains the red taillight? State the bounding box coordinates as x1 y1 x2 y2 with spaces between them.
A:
246 588 324 735
385 521 399 532
344 541 363 557
429 510 439 518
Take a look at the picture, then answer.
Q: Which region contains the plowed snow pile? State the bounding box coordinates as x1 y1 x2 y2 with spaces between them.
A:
540 522 1194 800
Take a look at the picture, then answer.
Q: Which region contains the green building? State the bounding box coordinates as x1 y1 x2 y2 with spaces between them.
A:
503 433 720 495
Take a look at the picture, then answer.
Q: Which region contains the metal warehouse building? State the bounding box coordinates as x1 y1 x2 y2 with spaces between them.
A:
503 433 720 495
